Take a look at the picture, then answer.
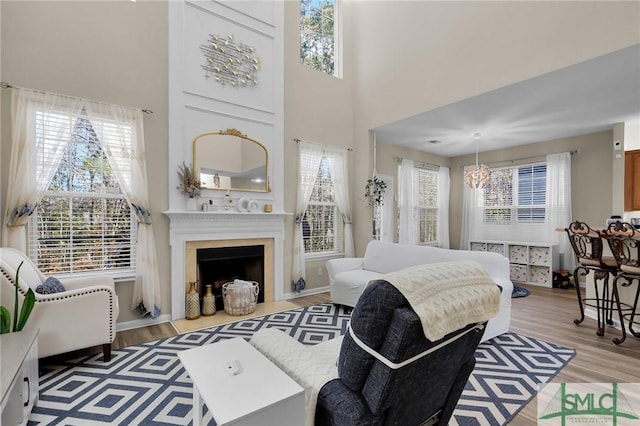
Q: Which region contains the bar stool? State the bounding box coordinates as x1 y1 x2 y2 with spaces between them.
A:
603 221 640 345
565 221 619 336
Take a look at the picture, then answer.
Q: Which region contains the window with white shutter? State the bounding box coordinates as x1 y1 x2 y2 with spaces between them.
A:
415 168 438 244
483 163 547 225
29 114 136 276
303 156 342 255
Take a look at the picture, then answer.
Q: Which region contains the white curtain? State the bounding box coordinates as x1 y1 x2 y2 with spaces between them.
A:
325 146 354 258
86 103 161 318
398 159 416 244
3 87 161 318
437 166 450 248
460 167 482 250
2 87 85 251
545 152 573 271
292 142 323 292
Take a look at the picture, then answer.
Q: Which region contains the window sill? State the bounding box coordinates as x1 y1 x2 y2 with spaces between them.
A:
52 271 136 283
305 252 344 262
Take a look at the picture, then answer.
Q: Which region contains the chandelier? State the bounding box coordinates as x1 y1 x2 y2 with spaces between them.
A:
464 132 491 189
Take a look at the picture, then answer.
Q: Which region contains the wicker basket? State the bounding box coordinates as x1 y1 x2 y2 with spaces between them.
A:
222 281 260 316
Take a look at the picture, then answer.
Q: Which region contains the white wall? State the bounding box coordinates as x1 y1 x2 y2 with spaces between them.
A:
347 1 640 255
168 0 284 212
625 119 640 150
0 1 170 325
282 0 355 292
2 1 640 322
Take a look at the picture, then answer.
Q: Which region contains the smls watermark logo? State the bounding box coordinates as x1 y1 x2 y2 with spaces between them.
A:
538 383 640 425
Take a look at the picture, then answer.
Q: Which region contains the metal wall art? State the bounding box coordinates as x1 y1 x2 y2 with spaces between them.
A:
201 34 260 87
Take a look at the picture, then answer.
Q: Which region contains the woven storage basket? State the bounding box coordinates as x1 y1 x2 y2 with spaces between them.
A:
222 281 260 315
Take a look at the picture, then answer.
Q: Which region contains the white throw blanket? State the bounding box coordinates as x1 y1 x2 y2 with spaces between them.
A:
383 260 501 341
250 328 343 426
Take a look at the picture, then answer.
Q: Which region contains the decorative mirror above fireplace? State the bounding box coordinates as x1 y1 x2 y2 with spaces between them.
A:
193 128 270 192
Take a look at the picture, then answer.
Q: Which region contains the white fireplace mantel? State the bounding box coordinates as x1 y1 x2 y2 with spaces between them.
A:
165 210 291 320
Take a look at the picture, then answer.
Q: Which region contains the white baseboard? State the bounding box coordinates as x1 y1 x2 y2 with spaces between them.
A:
116 287 331 332
584 307 626 331
116 313 172 332
283 285 330 300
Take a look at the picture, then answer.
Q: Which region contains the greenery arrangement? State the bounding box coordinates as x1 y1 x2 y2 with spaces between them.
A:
0 261 35 334
177 162 202 198
364 176 387 207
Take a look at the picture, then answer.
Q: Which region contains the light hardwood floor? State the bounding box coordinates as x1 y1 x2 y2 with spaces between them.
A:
108 286 640 425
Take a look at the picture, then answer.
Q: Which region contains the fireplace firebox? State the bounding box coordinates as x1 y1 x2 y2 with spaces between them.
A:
196 245 265 311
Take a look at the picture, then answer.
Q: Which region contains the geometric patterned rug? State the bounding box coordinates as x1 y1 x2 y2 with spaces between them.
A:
29 304 574 425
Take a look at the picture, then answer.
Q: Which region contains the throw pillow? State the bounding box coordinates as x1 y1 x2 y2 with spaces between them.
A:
35 276 66 295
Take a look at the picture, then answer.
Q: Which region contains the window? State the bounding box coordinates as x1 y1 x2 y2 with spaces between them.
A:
483 163 547 224
415 168 438 244
30 114 136 276
303 157 340 254
300 0 339 76
398 163 446 246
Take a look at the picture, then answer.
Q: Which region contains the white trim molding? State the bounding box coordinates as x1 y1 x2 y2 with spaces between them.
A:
165 211 290 320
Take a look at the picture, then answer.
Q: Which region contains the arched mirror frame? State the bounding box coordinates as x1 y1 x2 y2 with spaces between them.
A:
193 128 270 193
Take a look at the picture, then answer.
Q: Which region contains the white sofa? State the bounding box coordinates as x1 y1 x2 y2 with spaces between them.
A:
326 240 513 342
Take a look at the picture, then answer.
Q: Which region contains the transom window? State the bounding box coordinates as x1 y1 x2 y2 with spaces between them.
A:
30 114 136 275
303 157 340 254
300 0 340 77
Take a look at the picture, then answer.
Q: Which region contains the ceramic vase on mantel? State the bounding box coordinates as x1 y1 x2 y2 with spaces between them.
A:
185 197 198 212
202 284 216 316
186 281 201 320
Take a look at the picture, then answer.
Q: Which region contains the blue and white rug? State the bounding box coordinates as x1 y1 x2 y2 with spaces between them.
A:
30 304 574 425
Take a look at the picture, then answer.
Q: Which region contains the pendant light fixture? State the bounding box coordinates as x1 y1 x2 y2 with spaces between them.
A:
464 132 491 189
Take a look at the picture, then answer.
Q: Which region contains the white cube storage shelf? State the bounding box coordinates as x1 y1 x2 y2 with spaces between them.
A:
470 241 559 287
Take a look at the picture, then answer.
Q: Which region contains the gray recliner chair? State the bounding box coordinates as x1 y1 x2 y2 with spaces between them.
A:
252 278 494 425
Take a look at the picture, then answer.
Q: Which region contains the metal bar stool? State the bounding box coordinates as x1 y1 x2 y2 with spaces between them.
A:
565 221 620 337
603 221 640 345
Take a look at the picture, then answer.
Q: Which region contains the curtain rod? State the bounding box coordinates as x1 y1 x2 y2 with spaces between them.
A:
479 149 581 168
395 156 441 170
294 138 353 151
0 81 153 114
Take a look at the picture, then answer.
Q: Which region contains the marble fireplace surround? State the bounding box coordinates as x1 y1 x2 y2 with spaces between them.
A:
165 211 288 320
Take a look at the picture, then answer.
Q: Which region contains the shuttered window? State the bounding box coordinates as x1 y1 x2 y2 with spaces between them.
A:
303 157 341 254
517 164 547 222
29 115 136 275
483 163 546 225
415 168 438 244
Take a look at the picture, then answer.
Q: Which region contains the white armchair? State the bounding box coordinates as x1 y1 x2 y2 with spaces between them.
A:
0 247 119 361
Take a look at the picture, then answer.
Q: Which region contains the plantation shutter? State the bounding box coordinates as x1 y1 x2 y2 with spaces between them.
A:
414 168 438 244
517 164 547 223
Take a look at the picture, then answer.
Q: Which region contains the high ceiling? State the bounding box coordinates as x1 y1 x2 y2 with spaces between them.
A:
373 44 640 158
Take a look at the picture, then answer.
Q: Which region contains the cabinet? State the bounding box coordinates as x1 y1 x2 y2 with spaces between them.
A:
624 149 640 211
470 241 559 287
1 329 39 426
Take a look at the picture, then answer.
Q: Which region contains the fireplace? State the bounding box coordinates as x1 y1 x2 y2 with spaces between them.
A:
165 211 288 320
196 245 265 311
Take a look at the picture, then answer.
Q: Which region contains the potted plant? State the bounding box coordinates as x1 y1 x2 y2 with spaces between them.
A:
364 176 387 207
177 162 202 210
364 176 387 240
0 261 36 334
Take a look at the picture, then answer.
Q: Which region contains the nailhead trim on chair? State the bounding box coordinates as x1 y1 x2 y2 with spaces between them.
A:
0 266 117 341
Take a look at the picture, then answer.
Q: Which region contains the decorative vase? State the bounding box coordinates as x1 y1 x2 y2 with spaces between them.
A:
202 284 216 316
185 281 201 320
186 197 198 212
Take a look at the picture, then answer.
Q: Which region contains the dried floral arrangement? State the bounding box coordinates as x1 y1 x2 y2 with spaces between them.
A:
177 162 202 198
